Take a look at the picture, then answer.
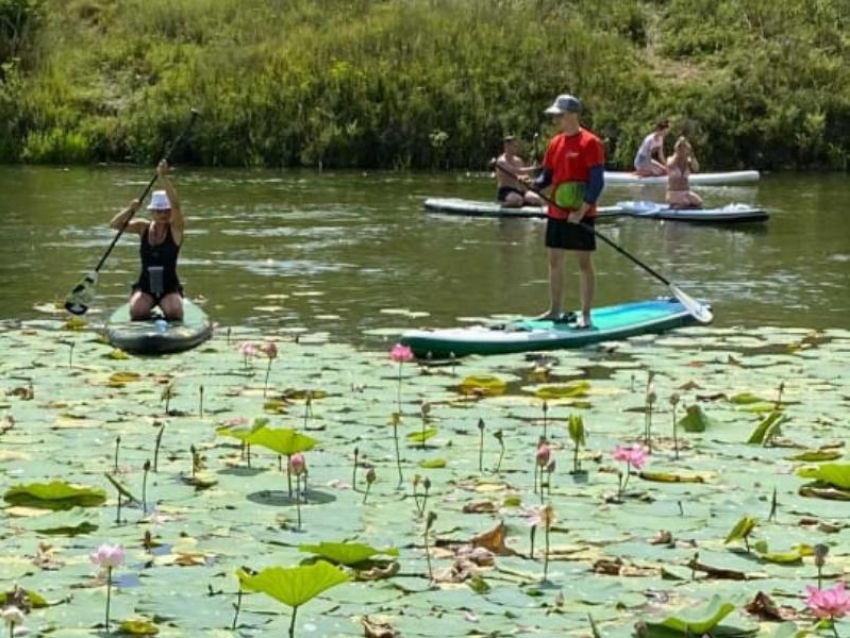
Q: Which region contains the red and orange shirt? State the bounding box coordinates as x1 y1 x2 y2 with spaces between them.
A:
542 128 605 219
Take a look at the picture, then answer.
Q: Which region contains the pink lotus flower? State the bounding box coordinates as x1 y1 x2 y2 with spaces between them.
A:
238 342 260 357
806 582 850 620
90 544 124 569
289 453 307 476
612 444 649 470
259 341 278 359
536 444 551 467
390 344 414 363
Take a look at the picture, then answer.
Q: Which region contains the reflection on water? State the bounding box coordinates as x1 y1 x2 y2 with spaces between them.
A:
0 166 848 339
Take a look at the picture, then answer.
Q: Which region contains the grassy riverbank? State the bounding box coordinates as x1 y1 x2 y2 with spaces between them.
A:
1 0 848 169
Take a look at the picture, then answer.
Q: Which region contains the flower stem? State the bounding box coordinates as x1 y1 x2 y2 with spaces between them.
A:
543 525 551 582
105 565 113 632
397 362 403 413
263 358 272 397
231 588 242 630
393 422 403 485
153 424 165 472
289 605 298 638
424 530 433 581
672 405 678 460
296 475 302 529
286 457 293 498
363 482 371 504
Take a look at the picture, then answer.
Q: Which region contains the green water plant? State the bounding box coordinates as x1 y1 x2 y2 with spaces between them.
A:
113 435 120 472
198 384 204 417
567 414 586 473
298 541 399 567
141 460 151 514
104 474 139 524
4 481 106 510
352 447 359 490
814 544 829 590
748 411 787 446
237 562 349 638
641 595 737 635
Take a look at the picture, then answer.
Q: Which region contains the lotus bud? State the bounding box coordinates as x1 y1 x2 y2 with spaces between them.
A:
536 444 551 468
546 459 556 474
494 429 503 442
412 474 421 489
669 391 680 407
90 544 125 569
2 605 24 626
477 417 485 431
289 453 307 477
366 467 376 485
647 387 657 406
423 477 432 492
541 504 556 528
426 511 437 531
554 591 565 607
421 401 431 418
814 543 829 568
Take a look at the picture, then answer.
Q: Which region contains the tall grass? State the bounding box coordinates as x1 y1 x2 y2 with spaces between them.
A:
1 0 848 169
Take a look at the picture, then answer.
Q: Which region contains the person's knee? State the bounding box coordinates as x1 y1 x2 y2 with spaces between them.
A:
504 193 523 208
161 295 184 320
578 253 594 272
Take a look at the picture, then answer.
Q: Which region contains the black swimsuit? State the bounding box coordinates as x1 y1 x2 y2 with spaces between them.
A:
133 225 182 302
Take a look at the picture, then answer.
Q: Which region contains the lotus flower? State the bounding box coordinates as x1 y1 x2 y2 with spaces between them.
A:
612 444 648 470
90 544 125 569
237 341 260 357
806 582 850 620
389 344 414 363
259 341 278 359
289 453 306 476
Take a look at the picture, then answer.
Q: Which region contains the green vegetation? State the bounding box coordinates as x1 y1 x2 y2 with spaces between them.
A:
1 0 848 169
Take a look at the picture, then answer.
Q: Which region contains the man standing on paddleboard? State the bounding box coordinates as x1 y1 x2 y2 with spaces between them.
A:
528 94 605 328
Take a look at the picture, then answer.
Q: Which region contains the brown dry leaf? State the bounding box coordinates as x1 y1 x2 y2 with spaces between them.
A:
462 501 497 514
799 486 850 501
7 386 34 400
593 558 622 575
745 591 796 621
687 557 749 580
650 531 674 546
470 521 514 556
355 561 400 581
362 616 400 638
679 380 701 391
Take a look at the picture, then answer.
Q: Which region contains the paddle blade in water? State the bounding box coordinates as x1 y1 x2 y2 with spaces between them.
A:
64 272 98 315
669 283 713 323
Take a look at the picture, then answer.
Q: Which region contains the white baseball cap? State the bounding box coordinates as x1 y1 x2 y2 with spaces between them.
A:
147 190 171 211
544 94 583 115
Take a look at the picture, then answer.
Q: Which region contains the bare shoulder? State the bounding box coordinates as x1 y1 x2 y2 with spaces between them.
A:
125 219 148 235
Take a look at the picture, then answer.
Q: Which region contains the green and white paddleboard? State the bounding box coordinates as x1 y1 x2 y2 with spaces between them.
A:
400 298 706 358
423 198 624 219
105 298 213 355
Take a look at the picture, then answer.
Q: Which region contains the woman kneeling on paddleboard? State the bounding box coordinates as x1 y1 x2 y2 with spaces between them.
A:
666 137 703 209
109 160 185 321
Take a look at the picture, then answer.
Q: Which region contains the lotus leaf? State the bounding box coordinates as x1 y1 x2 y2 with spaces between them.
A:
3 481 107 510
648 595 736 634
419 458 447 469
458 375 507 397
729 392 767 405
639 471 705 484
788 450 843 462
796 463 850 489
407 428 437 443
118 618 159 635
724 517 758 545
747 411 787 445
568 414 586 446
533 381 590 400
246 427 318 456
752 540 813 564
298 542 399 566
0 588 49 608
237 561 350 608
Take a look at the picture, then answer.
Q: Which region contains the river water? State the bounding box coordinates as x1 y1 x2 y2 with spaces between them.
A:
0 166 847 340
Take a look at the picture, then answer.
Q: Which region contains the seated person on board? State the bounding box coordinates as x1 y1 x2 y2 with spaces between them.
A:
495 136 544 207
666 136 703 209
633 120 670 177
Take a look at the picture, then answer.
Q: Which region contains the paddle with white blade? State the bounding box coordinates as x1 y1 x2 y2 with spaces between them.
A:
495 163 713 324
64 109 200 316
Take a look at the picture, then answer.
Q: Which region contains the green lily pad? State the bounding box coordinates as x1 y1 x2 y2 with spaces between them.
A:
788 450 843 462
4 481 107 510
246 427 318 456
532 381 590 400
0 588 49 608
725 516 758 545
458 375 507 397
237 561 349 608
797 463 850 489
118 618 159 635
298 542 399 566
407 427 438 443
649 595 736 634
752 540 814 564
418 458 447 469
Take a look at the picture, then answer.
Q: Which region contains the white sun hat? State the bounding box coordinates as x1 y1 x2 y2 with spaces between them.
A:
147 190 172 211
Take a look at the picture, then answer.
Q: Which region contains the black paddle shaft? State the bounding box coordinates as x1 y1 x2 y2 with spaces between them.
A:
92 110 200 274
495 163 673 286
